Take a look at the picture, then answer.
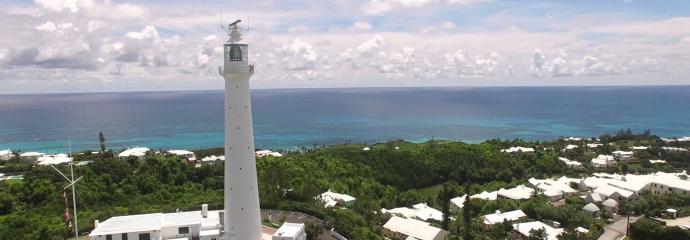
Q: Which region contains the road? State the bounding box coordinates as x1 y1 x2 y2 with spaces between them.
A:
597 216 641 240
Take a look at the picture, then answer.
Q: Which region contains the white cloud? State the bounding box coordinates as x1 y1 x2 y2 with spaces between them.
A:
277 39 318 71
36 21 58 31
126 25 160 40
353 21 372 30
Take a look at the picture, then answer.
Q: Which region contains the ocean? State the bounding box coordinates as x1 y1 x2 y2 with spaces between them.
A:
1 86 689 153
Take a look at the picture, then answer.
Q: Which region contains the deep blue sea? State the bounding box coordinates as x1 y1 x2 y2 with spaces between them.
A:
1 86 689 153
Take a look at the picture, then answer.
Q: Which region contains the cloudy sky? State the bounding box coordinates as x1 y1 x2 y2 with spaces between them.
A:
1 0 690 93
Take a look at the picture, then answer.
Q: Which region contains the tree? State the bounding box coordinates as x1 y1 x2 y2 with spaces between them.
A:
305 223 324 240
463 182 472 240
98 131 107 152
528 227 547 240
439 181 458 230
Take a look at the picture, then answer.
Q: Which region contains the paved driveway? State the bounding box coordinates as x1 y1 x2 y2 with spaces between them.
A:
597 216 641 240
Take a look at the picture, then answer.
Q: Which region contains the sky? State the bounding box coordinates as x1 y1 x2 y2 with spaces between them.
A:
1 0 690 94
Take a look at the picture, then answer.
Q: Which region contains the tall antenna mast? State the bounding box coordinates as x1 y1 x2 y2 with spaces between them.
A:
51 136 82 239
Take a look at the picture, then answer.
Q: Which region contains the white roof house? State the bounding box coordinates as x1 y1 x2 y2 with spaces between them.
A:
582 203 600 213
19 151 45 161
512 221 564 240
201 155 225 162
118 147 150 159
558 157 582 168
382 203 444 222
528 178 577 201
317 190 356 208
0 150 13 160
471 191 498 200
612 150 634 159
564 144 578 150
591 155 616 168
662 147 688 152
36 153 73 165
167 150 196 161
586 143 603 148
564 137 582 141
383 216 449 240
362 147 371 151
450 194 467 212
632 146 649 150
90 206 223 240
256 150 283 157
649 159 667 164
501 147 535 153
497 185 535 200
482 210 526 225
272 222 306 240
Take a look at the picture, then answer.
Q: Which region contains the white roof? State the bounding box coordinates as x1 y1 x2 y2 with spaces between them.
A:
482 210 526 225
576 227 589 233
19 151 44 157
362 147 371 151
201 155 225 162
90 210 221 236
273 222 304 237
383 216 448 240
676 136 690 142
594 185 634 198
564 137 582 141
632 146 649 150
256 150 283 157
471 191 498 200
450 194 467 209
382 203 443 222
0 150 12 155
90 213 162 236
118 147 150 157
168 150 194 155
587 143 603 148
667 208 678 213
662 147 688 152
497 185 535 200
513 221 564 240
582 203 600 212
602 198 618 207
592 155 615 166
564 144 578 150
559 157 583 167
36 154 73 165
318 190 356 207
649 159 666 164
528 178 577 195
502 147 535 153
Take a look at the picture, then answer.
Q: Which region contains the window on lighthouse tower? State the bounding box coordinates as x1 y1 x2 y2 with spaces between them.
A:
229 45 242 61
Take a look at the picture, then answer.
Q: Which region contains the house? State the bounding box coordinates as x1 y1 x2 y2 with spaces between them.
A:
0 150 12 160
382 216 449 240
661 147 688 152
512 221 564 240
591 155 616 168
89 204 222 240
482 210 527 225
497 185 535 200
564 144 578 150
586 143 603 148
558 157 583 168
612 151 634 161
602 199 618 213
563 137 582 141
582 203 600 217
382 203 444 222
632 146 649 150
528 178 578 201
649 159 666 164
272 222 306 240
449 194 467 213
118 147 150 160
471 191 498 201
200 155 224 165
362 147 371 151
665 209 678 219
256 150 283 157
36 153 73 165
317 190 356 208
584 192 604 203
167 150 196 162
19 151 45 162
501 147 535 153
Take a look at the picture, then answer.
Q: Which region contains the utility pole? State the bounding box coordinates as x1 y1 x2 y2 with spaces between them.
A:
51 137 82 239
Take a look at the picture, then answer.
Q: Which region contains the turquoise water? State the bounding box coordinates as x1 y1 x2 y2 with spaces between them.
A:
0 86 689 153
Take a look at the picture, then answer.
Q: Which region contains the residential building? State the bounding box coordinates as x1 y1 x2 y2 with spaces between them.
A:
602 199 618 213
272 222 306 240
591 155 616 168
382 203 443 222
558 157 583 169
512 221 564 240
501 147 535 153
497 185 535 200
586 143 603 148
612 151 634 161
482 210 527 225
449 194 467 213
19 151 44 162
167 150 196 162
118 147 150 160
317 190 356 208
36 153 73 165
582 203 600 217
256 150 283 157
0 150 12 160
382 216 449 240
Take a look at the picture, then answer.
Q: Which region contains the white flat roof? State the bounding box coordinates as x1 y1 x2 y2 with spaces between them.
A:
90 213 162 236
273 222 304 237
483 210 526 225
383 216 447 240
513 221 564 240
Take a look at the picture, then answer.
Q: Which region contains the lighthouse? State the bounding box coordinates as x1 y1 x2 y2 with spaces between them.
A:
219 20 262 240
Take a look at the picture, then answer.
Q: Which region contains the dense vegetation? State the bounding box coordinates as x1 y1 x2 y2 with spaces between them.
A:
0 130 689 239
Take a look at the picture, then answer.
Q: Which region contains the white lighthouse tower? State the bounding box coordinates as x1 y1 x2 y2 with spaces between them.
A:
219 20 262 240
